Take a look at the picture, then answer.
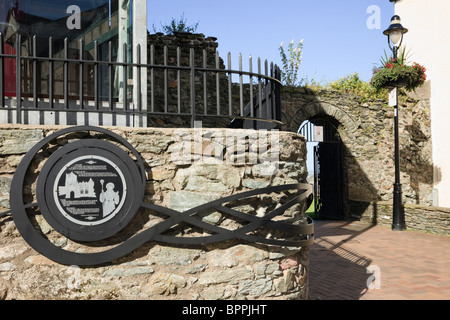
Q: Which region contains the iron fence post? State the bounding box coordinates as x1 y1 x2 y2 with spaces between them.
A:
15 34 21 124
0 33 4 108
190 48 196 128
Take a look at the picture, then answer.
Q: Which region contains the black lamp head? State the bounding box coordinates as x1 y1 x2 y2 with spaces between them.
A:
383 15 408 37
383 15 408 49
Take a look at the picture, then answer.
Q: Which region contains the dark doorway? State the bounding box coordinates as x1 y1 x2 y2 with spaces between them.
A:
299 116 343 220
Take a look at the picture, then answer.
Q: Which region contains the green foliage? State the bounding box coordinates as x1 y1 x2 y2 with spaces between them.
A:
279 39 304 87
371 47 427 92
371 59 427 92
152 13 199 35
302 75 326 89
378 47 411 68
326 73 388 102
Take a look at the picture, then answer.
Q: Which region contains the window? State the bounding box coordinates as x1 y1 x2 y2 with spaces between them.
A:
1 0 131 101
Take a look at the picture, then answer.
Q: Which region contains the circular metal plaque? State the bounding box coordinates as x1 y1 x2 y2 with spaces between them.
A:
53 155 127 226
37 139 143 242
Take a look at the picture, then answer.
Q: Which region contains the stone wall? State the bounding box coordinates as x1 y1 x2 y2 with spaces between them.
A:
143 32 446 235
351 200 449 235
147 32 241 128
280 85 449 233
0 124 311 300
281 86 434 210
146 32 265 129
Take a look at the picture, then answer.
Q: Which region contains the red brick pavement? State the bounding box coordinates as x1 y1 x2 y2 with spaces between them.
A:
308 220 450 300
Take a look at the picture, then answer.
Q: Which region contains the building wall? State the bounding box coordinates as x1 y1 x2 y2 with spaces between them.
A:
394 0 450 207
0 0 147 127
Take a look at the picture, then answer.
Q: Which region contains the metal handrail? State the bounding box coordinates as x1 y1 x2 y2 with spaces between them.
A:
0 33 282 128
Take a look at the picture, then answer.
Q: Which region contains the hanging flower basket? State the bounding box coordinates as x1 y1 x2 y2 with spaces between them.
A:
370 58 427 92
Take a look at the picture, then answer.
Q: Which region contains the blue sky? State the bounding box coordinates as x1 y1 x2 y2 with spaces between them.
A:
147 0 395 84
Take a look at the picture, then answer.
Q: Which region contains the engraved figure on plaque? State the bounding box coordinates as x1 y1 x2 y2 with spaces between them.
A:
53 155 127 226
99 180 120 217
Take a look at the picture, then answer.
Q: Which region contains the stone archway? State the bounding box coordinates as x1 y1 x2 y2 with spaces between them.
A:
299 115 345 220
282 96 355 220
282 99 358 142
281 88 380 221
281 86 435 223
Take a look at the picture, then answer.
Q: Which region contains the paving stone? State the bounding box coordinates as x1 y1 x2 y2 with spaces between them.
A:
309 221 450 300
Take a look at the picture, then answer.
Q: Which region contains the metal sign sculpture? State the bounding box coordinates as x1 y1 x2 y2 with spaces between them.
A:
8 126 314 266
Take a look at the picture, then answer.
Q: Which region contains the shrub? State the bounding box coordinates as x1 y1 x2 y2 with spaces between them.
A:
326 73 387 102
279 39 304 87
152 13 199 35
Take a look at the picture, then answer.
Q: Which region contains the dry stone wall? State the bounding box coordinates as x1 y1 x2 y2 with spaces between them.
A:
144 32 446 234
281 85 449 234
351 200 449 235
0 124 311 300
282 86 434 208
147 32 239 128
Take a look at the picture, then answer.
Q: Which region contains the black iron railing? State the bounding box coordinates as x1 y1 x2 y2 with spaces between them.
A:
0 33 282 128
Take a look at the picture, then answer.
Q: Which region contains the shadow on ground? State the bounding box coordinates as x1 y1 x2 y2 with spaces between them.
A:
308 220 375 300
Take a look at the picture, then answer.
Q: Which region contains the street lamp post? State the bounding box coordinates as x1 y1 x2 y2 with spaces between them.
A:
383 15 408 231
